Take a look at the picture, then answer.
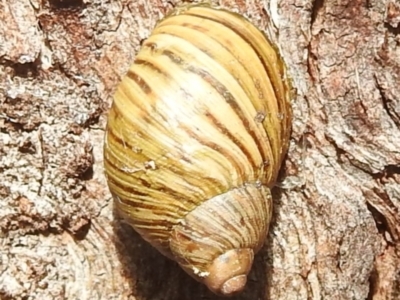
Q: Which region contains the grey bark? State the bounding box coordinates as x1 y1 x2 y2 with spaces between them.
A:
0 0 399 299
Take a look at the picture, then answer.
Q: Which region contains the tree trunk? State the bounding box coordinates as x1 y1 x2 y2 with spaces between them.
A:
0 0 399 299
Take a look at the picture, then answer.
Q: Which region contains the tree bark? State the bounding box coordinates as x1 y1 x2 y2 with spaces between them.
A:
0 0 399 299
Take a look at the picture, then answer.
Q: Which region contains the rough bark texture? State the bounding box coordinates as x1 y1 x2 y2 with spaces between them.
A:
0 0 399 299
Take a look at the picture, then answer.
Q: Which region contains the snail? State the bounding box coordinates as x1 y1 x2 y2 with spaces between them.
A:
104 3 292 297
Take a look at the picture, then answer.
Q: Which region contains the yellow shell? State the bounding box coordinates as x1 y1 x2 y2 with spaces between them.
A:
104 4 292 296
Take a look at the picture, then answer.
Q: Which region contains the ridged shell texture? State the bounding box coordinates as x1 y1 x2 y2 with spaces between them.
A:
104 4 292 296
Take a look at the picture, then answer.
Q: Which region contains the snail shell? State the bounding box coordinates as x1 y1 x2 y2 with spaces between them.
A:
104 3 292 296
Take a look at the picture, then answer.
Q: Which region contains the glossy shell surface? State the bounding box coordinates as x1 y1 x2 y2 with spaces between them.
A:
104 4 292 296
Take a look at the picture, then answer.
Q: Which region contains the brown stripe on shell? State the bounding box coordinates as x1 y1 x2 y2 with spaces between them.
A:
126 70 152 94
152 23 276 177
182 8 291 171
161 48 260 172
178 122 245 179
183 8 287 110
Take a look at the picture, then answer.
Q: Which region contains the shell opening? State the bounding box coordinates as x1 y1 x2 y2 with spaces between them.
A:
203 248 254 296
